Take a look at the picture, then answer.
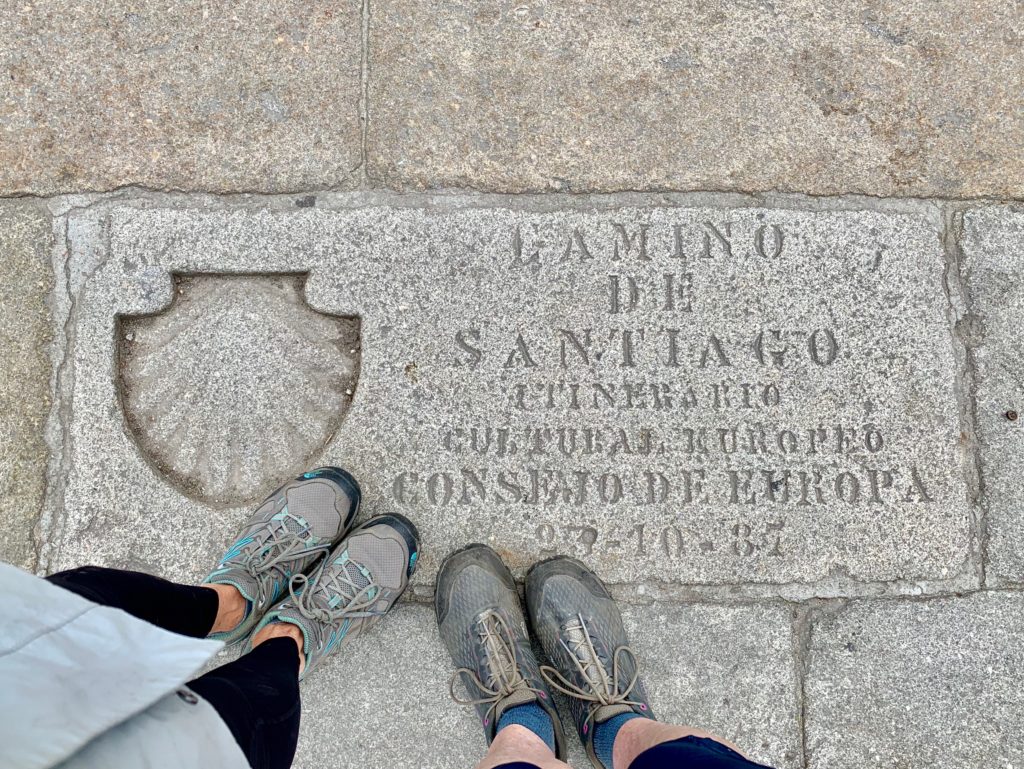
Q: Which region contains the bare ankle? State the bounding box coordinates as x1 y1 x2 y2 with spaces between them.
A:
252 621 306 676
475 725 566 769
204 583 247 634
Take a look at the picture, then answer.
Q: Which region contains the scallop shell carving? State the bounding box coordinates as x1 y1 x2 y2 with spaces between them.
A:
119 274 360 506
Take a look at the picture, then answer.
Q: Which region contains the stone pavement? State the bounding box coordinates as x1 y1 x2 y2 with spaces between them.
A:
2 3 1024 768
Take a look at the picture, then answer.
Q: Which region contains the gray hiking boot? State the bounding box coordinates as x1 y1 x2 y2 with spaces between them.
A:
526 556 654 768
436 544 566 758
250 514 420 678
203 467 360 645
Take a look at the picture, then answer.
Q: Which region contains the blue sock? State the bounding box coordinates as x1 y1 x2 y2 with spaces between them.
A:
496 702 556 753
593 712 643 769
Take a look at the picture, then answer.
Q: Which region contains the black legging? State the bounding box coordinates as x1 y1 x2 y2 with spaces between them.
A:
47 566 300 769
493 735 774 768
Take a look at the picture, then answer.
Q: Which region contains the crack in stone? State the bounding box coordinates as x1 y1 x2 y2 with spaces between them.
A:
941 204 988 589
359 0 372 187
37 199 118 573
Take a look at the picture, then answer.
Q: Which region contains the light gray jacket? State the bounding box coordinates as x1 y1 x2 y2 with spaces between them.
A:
0 563 249 769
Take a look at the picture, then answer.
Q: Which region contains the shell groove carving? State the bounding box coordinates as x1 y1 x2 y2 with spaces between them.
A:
119 274 360 506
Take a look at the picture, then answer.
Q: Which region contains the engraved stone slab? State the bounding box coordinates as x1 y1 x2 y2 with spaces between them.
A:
293 603 798 769
369 0 1024 198
0 1 362 194
961 207 1024 585
0 201 53 569
45 203 969 592
805 593 1024 767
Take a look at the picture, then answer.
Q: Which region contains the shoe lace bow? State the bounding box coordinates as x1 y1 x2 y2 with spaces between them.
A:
449 610 546 727
229 516 330 603
539 613 644 733
288 554 382 628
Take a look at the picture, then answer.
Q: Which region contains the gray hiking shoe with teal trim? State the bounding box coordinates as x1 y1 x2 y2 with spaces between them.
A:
526 556 654 769
436 544 566 759
251 513 420 678
203 467 360 645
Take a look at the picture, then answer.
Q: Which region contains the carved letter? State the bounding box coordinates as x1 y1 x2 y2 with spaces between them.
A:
835 472 861 504
609 275 641 314
702 221 733 259
511 225 541 268
754 330 788 368
455 328 484 367
699 335 732 368
809 328 839 366
612 223 651 261
902 466 934 503
562 228 594 262
459 468 488 504
662 273 693 312
754 224 784 259
559 328 593 369
504 333 539 368
644 471 671 503
392 472 419 504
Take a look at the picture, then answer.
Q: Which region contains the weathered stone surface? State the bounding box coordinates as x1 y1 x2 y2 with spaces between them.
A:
621 603 799 767
120 275 360 506
0 1 362 194
46 203 968 591
805 593 1024 766
291 602 796 769
292 605 482 769
369 1 1024 197
0 202 53 569
961 208 1024 585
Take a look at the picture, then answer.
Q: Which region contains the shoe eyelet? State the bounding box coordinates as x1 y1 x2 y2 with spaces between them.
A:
639 704 648 711
583 724 589 734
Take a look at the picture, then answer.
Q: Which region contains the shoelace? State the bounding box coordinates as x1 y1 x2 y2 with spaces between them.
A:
288 555 382 648
540 613 645 735
449 610 547 727
228 519 330 605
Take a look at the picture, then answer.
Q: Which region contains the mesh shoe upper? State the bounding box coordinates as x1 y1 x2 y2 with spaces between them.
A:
203 468 360 645
251 514 419 678
526 557 653 766
435 545 565 757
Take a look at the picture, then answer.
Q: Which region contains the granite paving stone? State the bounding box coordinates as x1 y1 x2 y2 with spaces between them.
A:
369 0 1024 197
45 202 969 594
805 592 1024 767
961 207 1024 585
0 0 363 194
0 201 54 569
290 601 797 769
621 603 799 768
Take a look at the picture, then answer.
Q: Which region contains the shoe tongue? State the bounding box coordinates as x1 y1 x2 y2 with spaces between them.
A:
342 559 371 591
592 703 633 723
279 511 311 538
493 688 538 723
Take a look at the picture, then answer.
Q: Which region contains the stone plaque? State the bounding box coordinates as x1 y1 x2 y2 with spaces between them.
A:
961 207 1024 585
45 204 969 589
